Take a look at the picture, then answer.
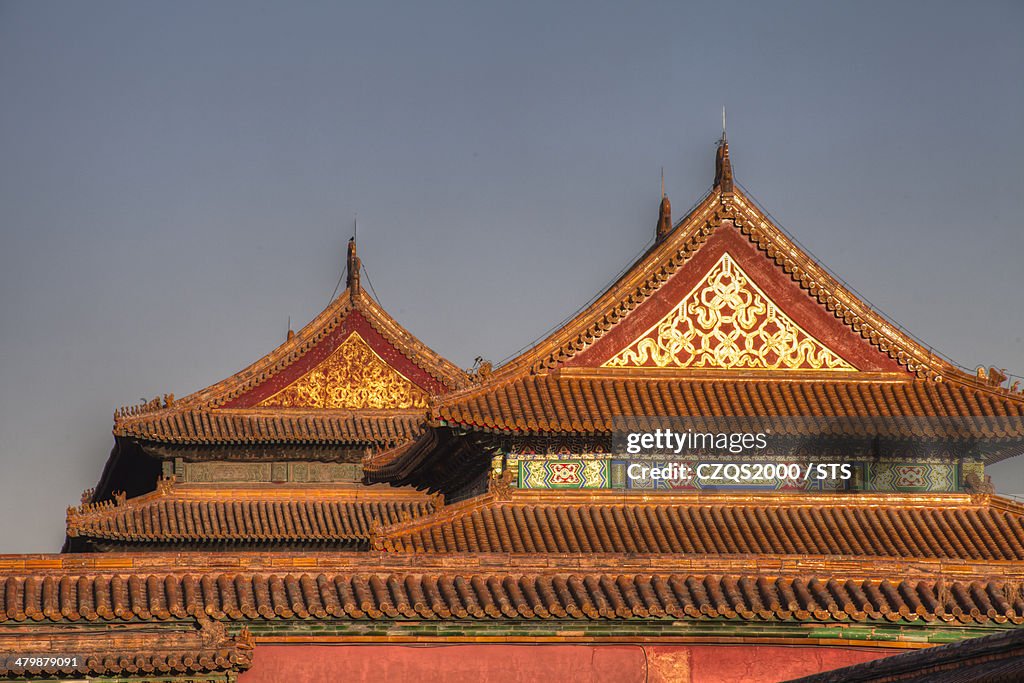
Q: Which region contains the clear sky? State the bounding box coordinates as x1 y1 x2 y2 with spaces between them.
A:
1 1 1022 552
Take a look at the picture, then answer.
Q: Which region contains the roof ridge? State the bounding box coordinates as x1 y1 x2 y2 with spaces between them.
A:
352 290 469 389
730 190 959 383
113 285 471 431
114 289 357 420
375 491 499 549
478 171 1015 389
485 191 721 380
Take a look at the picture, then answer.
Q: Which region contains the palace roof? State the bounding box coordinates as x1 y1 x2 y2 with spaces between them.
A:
484 141 985 385
113 239 467 449
367 139 1024 485
0 621 253 679
372 490 1024 560
433 373 1024 435
1 552 1022 628
66 480 440 550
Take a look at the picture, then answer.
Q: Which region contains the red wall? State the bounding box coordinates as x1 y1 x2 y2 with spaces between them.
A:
239 643 892 682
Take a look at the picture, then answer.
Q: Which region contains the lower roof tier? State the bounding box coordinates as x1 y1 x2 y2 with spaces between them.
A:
373 489 1024 560
0 620 252 679
66 480 439 550
2 552 1023 628
64 483 1024 564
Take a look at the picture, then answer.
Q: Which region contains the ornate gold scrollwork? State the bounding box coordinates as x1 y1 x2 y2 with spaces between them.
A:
259 331 429 409
604 252 855 371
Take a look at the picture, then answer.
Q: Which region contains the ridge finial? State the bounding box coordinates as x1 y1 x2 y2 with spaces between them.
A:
714 109 733 195
656 168 672 241
346 236 361 293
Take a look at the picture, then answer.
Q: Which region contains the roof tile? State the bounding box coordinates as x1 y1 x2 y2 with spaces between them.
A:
436 374 1024 440
376 491 1024 561
67 484 438 547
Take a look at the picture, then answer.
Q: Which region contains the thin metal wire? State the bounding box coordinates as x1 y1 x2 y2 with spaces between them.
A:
495 239 654 366
362 263 381 305
735 180 1017 377
495 190 718 366
328 267 345 306
495 184 1021 382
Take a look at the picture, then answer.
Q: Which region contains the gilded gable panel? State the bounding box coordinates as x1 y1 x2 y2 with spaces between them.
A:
604 253 855 371
259 331 430 409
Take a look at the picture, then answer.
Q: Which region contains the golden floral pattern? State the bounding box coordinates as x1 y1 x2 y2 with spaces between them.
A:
259 332 429 409
604 253 855 371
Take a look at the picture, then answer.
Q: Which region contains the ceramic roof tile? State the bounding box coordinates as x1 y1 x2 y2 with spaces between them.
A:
0 559 1020 627
67 482 439 547
374 491 1024 561
436 374 1024 436
0 622 252 677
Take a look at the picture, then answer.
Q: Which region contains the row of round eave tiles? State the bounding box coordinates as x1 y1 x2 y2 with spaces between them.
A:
76 500 433 541
387 505 1024 559
5 652 247 676
0 574 1021 625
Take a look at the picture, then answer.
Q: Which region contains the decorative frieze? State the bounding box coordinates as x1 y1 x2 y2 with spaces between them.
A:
180 459 362 484
505 452 978 493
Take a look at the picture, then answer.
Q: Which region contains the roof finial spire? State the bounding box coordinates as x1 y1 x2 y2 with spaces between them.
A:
346 226 361 294
714 107 733 194
656 167 672 241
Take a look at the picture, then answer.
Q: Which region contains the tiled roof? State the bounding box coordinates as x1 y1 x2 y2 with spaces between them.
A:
788 626 1024 682
112 282 467 446
374 490 1024 560
0 553 1022 627
436 373 1024 437
67 482 439 547
115 408 426 445
0 622 252 678
485 165 1003 388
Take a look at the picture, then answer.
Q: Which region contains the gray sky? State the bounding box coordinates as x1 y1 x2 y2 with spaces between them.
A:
1 1 1022 552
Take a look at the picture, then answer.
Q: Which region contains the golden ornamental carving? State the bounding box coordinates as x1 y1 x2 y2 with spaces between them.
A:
604 252 855 371
259 331 429 409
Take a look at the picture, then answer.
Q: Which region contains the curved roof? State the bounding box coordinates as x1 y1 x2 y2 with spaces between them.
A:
373 489 1024 559
114 242 468 447
67 479 440 548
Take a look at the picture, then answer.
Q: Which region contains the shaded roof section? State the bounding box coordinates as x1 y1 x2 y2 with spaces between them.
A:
0 621 253 679
789 626 1024 682
114 240 468 447
373 489 1024 560
66 479 440 549
1 552 1022 627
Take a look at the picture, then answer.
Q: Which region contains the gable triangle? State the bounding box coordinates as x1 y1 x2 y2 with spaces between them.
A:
258 330 431 409
603 252 856 371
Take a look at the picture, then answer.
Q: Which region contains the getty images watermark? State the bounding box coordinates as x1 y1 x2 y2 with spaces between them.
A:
611 416 1024 491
